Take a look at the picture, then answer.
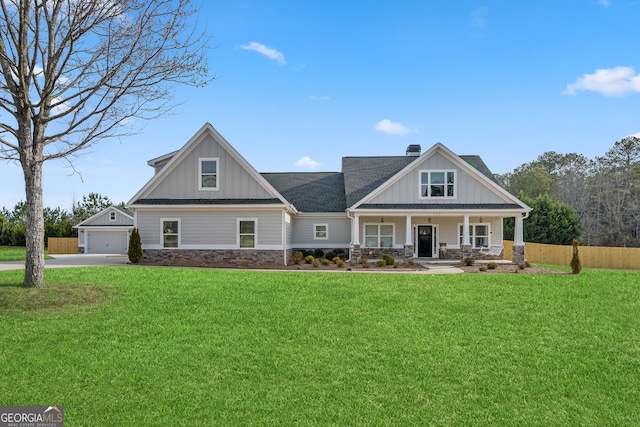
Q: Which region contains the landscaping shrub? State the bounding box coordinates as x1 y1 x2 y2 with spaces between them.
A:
394 261 402 268
359 257 368 265
571 239 582 274
304 255 314 264
463 257 474 266
312 258 320 268
127 227 142 263
314 249 325 259
334 248 345 258
292 251 304 264
325 251 336 261
407 259 414 266
487 262 498 270
320 258 330 266
335 258 345 268
479 266 488 272
376 260 386 267
382 254 395 266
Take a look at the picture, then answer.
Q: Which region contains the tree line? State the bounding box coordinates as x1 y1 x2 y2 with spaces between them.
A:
0 193 120 247
497 136 640 247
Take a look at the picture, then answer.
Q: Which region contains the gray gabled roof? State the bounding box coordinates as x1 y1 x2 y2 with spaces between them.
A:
262 172 346 212
458 155 500 184
342 156 416 208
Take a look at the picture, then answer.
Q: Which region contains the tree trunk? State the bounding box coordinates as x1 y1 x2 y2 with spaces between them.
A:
23 161 46 288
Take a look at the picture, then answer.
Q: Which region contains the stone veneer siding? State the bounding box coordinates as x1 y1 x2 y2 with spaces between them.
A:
143 249 289 267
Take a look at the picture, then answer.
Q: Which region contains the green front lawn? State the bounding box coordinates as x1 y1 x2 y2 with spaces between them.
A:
0 246 51 261
1 267 639 425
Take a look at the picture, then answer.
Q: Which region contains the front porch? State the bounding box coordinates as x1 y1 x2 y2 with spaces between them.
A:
349 212 526 264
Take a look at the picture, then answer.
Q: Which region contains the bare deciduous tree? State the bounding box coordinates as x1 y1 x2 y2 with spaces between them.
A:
0 0 211 287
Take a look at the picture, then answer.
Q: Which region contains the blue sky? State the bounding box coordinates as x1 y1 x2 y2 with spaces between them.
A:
3 0 640 210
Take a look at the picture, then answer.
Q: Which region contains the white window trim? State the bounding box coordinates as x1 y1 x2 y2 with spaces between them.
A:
109 211 116 221
314 223 329 240
458 222 491 249
161 218 181 249
198 157 219 191
237 218 258 249
419 169 457 199
363 223 395 248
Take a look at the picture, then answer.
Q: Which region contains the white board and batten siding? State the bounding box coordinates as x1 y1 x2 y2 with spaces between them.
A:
145 133 275 200
136 209 285 249
291 215 351 248
367 152 510 205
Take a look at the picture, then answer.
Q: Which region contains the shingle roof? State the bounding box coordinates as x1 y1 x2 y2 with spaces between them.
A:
262 172 346 212
342 156 416 208
458 155 500 184
133 198 283 205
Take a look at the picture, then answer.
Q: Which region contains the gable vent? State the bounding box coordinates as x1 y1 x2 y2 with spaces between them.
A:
406 144 421 156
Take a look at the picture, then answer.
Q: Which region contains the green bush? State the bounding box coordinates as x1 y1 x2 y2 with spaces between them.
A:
304 255 314 264
463 257 474 266
314 249 324 259
312 258 320 268
487 262 498 270
127 227 142 263
335 259 345 268
320 258 331 266
382 254 395 265
571 239 582 274
407 259 414 266
359 257 368 265
394 261 402 268
376 260 386 267
325 251 336 261
479 266 487 272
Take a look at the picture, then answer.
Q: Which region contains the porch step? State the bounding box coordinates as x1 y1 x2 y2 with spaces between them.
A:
413 259 460 267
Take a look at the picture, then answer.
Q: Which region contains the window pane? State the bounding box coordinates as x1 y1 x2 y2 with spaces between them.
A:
164 234 178 248
431 184 444 197
201 160 217 173
421 172 429 184
365 225 378 236
365 237 378 247
380 236 392 247
447 184 454 197
315 225 327 238
240 235 255 248
201 175 217 188
447 172 455 183
380 225 393 236
431 172 445 184
422 185 429 197
240 221 255 234
475 237 488 248
475 225 488 236
163 221 178 234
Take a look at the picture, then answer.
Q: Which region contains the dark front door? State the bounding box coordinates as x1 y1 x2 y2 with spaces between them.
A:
418 226 432 257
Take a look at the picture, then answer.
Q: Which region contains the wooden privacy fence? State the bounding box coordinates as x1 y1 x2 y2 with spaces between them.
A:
48 237 78 255
504 240 640 270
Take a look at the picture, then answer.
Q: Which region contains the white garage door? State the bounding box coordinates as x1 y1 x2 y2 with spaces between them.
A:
87 230 128 254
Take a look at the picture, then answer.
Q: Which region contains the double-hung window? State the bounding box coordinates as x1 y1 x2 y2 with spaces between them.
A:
420 170 456 198
162 219 180 248
458 224 490 248
109 211 116 221
364 224 394 248
199 158 219 190
314 224 328 240
239 219 256 248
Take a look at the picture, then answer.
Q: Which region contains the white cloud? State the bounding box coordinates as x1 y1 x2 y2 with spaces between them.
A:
294 156 322 170
374 119 413 136
628 132 640 138
563 66 640 96
598 0 611 7
240 42 286 65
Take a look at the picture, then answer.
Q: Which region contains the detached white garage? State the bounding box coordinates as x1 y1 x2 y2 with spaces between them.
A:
74 207 134 254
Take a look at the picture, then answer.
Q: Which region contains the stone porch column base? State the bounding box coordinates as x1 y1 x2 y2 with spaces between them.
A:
351 244 361 261
512 244 525 265
461 244 472 261
404 244 414 258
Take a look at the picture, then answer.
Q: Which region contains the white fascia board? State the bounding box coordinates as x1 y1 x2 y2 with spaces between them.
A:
351 208 529 216
128 204 293 211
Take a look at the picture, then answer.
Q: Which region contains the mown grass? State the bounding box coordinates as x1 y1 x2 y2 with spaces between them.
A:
0 245 51 261
1 266 639 426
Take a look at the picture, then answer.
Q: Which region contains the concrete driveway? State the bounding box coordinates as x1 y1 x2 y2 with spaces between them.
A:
0 254 130 271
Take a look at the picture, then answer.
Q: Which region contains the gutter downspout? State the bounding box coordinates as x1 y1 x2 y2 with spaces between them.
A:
345 209 355 262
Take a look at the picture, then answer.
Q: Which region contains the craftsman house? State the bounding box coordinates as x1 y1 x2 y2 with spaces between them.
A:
83 123 531 265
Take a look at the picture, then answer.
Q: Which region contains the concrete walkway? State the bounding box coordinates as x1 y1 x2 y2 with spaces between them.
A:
0 254 130 271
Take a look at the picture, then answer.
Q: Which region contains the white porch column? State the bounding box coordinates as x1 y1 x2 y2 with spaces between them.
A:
405 215 413 245
514 215 524 245
353 214 360 245
462 215 470 246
